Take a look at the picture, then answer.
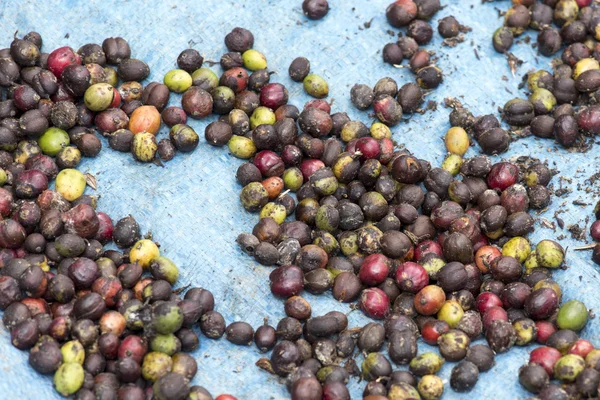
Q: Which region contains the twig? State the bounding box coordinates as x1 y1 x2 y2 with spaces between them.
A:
574 244 597 251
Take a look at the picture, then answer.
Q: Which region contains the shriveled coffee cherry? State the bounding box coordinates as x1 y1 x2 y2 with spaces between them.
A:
302 0 329 20
225 321 254 346
525 288 559 320
382 43 404 66
465 344 495 372
386 0 418 28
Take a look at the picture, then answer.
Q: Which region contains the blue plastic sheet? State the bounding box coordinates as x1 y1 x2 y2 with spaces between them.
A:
1 0 600 398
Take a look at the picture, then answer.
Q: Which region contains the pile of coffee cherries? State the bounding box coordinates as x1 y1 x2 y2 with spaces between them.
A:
487 0 600 152
0 1 597 397
345 1 468 130
0 30 257 399
0 32 207 167
222 21 593 395
0 177 242 399
517 317 598 398
383 0 446 92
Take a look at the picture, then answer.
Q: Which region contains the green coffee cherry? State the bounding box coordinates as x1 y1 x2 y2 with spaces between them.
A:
573 58 599 80
149 257 179 285
437 300 464 328
240 182 268 212
441 154 463 176
502 237 531 263
409 352 445 377
153 302 184 335
536 240 565 268
529 88 556 114
513 318 536 346
169 124 199 152
54 362 84 396
557 300 588 331
164 69 193 93
104 67 118 87
370 122 391 140
55 169 86 201
84 83 115 112
38 127 69 156
142 352 173 383
259 202 287 224
0 169 7 186
250 106 276 129
340 121 367 143
339 231 359 256
228 135 257 159
524 251 539 271
422 257 446 280
310 168 338 196
56 146 82 169
389 382 422 400
61 340 85 364
132 131 158 162
191 68 219 91
242 49 267 71
586 350 600 369
313 231 339 255
315 204 339 232
282 168 303 191
527 70 553 92
129 239 160 269
150 334 180 356
303 74 329 98
554 354 585 383
418 375 444 400
445 127 469 156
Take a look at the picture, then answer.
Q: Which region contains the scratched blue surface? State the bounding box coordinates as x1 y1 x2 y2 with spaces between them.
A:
1 0 600 398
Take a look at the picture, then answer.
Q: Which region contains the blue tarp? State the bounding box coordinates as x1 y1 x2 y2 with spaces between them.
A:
1 0 599 398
